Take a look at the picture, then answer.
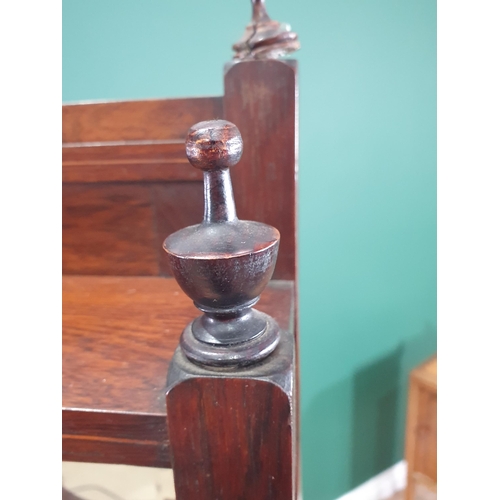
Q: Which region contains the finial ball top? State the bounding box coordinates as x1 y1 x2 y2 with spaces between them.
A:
185 120 243 170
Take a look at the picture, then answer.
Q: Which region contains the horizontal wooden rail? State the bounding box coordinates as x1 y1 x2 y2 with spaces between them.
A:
63 96 223 143
63 141 202 183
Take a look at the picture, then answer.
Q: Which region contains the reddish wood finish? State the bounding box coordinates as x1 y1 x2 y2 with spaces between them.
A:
63 184 160 275
62 182 203 276
62 276 294 467
61 56 299 497
63 140 202 183
152 182 205 276
167 377 293 499
61 61 297 281
63 97 223 143
224 60 298 281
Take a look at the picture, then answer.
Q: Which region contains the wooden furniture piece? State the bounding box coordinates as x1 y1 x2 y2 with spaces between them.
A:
62 1 300 498
405 357 437 500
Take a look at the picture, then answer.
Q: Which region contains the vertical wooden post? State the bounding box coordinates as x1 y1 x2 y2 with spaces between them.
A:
224 59 298 281
165 59 299 500
224 57 301 496
166 329 296 500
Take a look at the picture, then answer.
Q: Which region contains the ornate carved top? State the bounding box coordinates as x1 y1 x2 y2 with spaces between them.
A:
233 0 300 60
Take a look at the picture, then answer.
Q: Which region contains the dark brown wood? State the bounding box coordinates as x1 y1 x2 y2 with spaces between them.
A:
153 182 205 275
166 327 296 500
62 63 298 281
63 97 223 143
62 184 160 275
224 59 298 281
63 140 202 183
61 35 300 499
62 276 294 467
62 182 203 276
223 59 300 498
167 376 293 500
164 120 281 366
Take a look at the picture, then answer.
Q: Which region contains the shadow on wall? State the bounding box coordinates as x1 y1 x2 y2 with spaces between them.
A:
301 324 436 500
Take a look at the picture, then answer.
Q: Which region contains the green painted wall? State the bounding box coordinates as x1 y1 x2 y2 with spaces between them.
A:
63 1 436 498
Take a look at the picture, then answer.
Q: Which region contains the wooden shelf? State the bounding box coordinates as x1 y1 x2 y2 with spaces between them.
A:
62 276 294 468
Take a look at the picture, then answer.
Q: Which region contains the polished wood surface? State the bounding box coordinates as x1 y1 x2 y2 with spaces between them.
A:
63 182 204 276
63 97 223 143
63 140 202 183
62 45 299 496
62 60 298 281
168 377 293 499
405 357 437 500
224 60 300 497
62 276 294 467
225 60 298 281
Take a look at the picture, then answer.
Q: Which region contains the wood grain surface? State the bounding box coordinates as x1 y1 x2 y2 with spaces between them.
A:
405 357 437 500
167 378 293 500
224 60 298 281
224 60 300 497
63 97 223 143
63 184 160 276
63 140 203 183
62 182 204 276
62 276 294 467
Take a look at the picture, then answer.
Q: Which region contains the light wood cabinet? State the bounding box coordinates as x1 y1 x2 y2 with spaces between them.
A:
405 357 437 500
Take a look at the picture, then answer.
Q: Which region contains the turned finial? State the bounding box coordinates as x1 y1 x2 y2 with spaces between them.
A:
233 0 300 60
163 120 281 367
185 120 243 171
186 120 243 224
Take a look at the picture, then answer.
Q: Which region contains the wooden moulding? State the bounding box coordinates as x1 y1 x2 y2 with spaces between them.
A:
63 96 223 143
63 141 202 183
166 327 296 500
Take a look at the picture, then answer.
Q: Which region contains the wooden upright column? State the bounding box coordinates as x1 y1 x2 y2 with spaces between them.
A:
224 59 298 282
165 60 299 500
166 328 296 500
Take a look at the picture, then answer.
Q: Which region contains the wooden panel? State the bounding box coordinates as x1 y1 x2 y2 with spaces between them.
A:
62 276 294 466
152 183 205 275
63 97 223 143
167 378 292 499
413 387 437 481
63 140 202 183
62 184 159 275
62 182 203 276
405 357 437 500
224 60 298 281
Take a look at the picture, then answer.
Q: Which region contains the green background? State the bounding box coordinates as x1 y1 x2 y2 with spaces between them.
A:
63 1 436 498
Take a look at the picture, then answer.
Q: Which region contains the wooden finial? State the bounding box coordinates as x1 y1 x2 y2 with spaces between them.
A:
163 120 281 367
185 120 243 171
233 0 300 60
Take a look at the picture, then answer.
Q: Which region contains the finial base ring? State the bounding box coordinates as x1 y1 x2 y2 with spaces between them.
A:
180 311 280 367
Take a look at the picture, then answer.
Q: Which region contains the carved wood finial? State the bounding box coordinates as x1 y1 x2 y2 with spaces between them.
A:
163 120 281 367
233 0 300 60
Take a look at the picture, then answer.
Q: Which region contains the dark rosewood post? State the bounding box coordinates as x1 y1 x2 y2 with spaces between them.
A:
164 120 297 499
